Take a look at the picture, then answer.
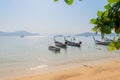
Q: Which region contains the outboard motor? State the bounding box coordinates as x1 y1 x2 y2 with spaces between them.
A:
79 41 82 44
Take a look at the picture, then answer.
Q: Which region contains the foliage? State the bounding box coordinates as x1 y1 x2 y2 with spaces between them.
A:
54 0 120 50
108 37 120 50
54 0 82 5
54 0 58 2
91 0 120 50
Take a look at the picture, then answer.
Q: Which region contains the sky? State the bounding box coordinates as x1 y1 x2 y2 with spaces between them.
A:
0 0 107 35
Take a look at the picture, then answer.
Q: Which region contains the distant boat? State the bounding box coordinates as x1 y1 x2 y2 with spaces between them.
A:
93 37 110 45
64 37 82 47
48 46 60 52
104 37 113 42
54 35 67 48
20 35 24 37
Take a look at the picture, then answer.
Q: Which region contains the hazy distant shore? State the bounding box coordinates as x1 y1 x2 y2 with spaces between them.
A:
0 31 40 36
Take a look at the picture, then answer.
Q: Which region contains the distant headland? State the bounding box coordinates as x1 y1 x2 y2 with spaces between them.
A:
0 31 40 36
75 32 117 37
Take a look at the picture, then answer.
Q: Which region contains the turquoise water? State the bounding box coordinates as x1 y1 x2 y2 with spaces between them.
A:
0 36 120 78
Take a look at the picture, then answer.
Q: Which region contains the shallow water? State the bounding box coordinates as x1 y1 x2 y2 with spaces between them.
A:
0 36 119 78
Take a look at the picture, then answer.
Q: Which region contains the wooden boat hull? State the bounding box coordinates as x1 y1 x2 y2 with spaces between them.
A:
55 41 67 48
95 40 110 45
49 46 60 52
54 36 67 48
93 37 110 45
65 40 81 47
64 37 82 47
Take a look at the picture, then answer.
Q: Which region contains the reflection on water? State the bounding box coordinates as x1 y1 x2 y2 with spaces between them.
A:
0 36 119 78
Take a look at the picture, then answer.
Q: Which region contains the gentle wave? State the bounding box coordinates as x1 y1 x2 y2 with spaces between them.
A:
30 65 48 70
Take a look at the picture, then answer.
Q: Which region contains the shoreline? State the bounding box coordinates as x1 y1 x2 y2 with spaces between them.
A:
5 57 120 80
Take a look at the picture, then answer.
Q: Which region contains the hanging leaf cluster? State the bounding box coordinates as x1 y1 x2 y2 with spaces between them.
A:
91 0 120 36
91 0 120 50
108 37 120 50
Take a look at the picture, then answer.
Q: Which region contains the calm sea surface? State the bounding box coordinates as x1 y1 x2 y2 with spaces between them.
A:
0 36 120 78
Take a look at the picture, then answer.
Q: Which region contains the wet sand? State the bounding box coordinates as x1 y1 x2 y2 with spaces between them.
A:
8 60 120 80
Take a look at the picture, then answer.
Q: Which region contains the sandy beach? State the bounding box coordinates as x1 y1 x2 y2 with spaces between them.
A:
7 60 120 80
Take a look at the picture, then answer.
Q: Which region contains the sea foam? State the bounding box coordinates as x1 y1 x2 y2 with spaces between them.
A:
30 65 48 70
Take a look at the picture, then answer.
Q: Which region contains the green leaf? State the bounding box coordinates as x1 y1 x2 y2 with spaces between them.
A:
64 0 73 5
104 4 111 9
107 0 120 4
97 11 103 18
103 17 111 23
98 27 102 32
115 41 120 49
54 0 58 2
102 25 111 34
90 19 97 24
115 27 120 34
92 26 98 32
103 11 109 17
104 21 115 28
108 21 115 28
108 42 115 51
118 11 120 18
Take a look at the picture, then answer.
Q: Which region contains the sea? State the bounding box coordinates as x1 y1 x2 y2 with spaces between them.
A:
0 36 120 79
